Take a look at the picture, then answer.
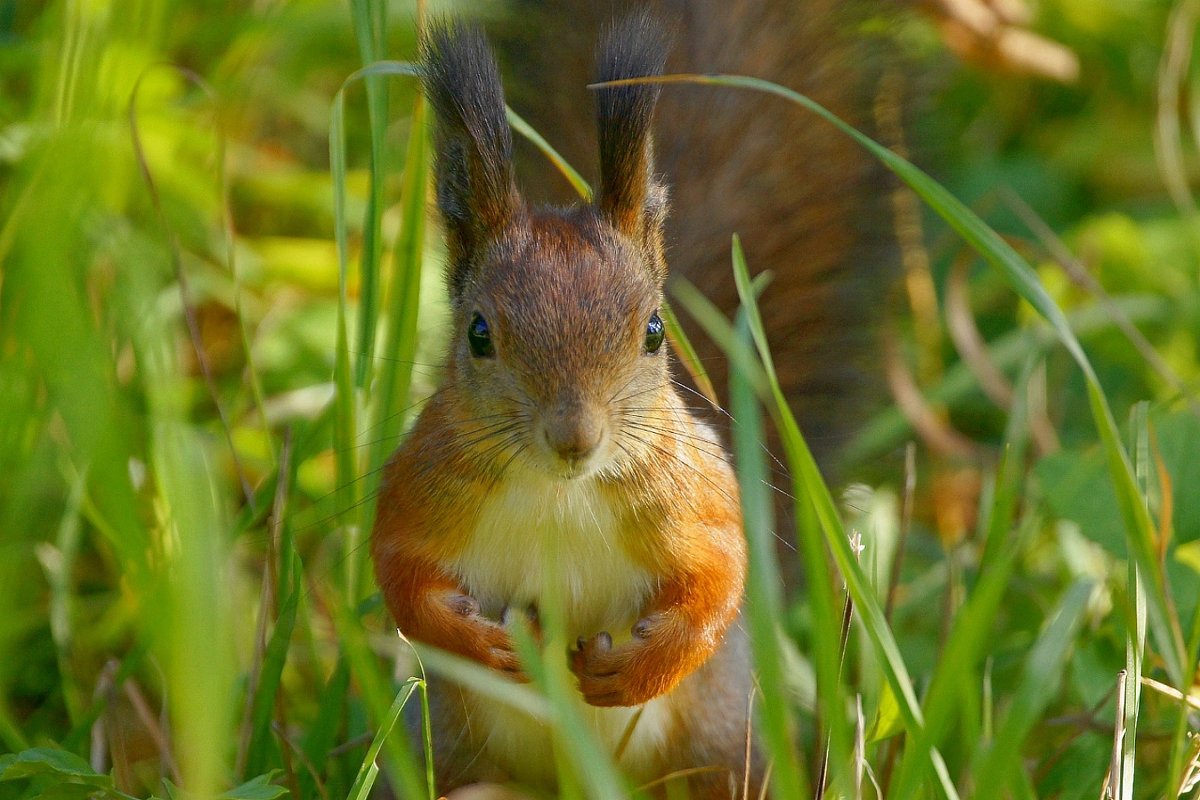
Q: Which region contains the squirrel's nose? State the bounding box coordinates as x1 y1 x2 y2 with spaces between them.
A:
542 409 604 464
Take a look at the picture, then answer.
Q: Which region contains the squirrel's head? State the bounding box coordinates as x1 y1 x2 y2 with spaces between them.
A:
423 16 672 480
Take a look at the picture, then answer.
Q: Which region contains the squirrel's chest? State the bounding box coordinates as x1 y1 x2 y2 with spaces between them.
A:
448 473 655 637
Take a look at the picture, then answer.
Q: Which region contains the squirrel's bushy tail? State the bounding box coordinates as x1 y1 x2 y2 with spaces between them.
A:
496 0 899 466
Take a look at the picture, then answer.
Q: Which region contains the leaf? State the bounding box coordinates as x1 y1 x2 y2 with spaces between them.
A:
1038 408 1200 558
148 775 287 800
869 682 903 742
220 774 289 800
30 783 107 800
1176 540 1200 574
1151 410 1200 545
1036 448 1125 556
0 748 109 787
1036 735 1110 800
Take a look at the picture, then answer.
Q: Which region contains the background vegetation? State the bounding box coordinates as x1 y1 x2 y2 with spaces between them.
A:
0 0 1197 798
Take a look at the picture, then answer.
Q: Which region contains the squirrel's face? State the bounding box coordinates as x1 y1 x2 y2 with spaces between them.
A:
422 21 673 480
450 211 669 480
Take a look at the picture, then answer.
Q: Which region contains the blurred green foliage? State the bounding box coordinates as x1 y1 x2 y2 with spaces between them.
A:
1 0 1199 798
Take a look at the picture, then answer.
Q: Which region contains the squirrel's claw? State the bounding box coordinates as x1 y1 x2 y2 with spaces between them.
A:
447 593 481 618
571 629 662 707
435 591 527 680
474 623 526 679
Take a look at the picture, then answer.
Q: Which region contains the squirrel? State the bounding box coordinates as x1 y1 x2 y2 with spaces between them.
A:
372 3 898 797
372 15 761 798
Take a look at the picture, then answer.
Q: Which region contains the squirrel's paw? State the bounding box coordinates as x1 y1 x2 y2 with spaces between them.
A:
500 602 543 644
438 592 525 678
570 614 674 707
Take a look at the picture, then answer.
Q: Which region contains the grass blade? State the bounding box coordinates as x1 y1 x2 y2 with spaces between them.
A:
367 90 429 491
346 678 421 800
891 357 1042 796
728 241 957 798
330 60 422 603
1116 408 1151 800
507 107 593 201
730 310 808 797
349 0 391 389
1166 587 1200 795
507 620 629 800
845 296 1172 467
661 300 719 407
335 602 428 800
409 643 550 722
731 237 846 787
972 580 1092 800
242 559 301 778
673 269 960 799
298 657 350 800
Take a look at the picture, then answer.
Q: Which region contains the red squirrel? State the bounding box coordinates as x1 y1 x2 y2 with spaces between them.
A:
371 15 763 798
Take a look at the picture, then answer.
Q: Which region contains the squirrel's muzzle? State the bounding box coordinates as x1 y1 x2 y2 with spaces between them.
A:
540 402 605 468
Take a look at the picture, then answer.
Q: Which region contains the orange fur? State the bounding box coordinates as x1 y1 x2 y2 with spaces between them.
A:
372 372 747 694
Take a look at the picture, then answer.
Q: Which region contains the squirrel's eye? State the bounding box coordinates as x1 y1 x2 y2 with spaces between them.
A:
644 311 665 354
467 312 494 358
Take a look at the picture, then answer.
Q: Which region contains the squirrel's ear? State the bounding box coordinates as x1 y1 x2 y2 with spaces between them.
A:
595 14 671 279
424 24 522 298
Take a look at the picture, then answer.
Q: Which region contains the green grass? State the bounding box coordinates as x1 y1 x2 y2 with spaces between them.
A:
2 1 1199 799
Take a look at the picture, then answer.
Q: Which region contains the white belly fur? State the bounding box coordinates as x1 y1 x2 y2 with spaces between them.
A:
447 470 674 784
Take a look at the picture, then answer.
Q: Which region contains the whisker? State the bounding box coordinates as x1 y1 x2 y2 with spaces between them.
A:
615 431 798 552
611 381 670 407
483 442 528 497
652 386 793 478
354 385 448 443
471 426 530 470
618 431 740 510
453 424 525 455
606 370 644 405
620 420 794 498
460 418 525 435
669 377 729 414
340 432 410 453
346 349 446 371
621 412 792 483
619 420 733 463
294 486 383 534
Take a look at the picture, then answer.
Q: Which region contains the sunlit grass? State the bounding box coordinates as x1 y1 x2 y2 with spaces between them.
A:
2 2 1199 800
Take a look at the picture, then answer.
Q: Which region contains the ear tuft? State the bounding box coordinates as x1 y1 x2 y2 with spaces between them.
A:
424 23 522 297
595 12 671 261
